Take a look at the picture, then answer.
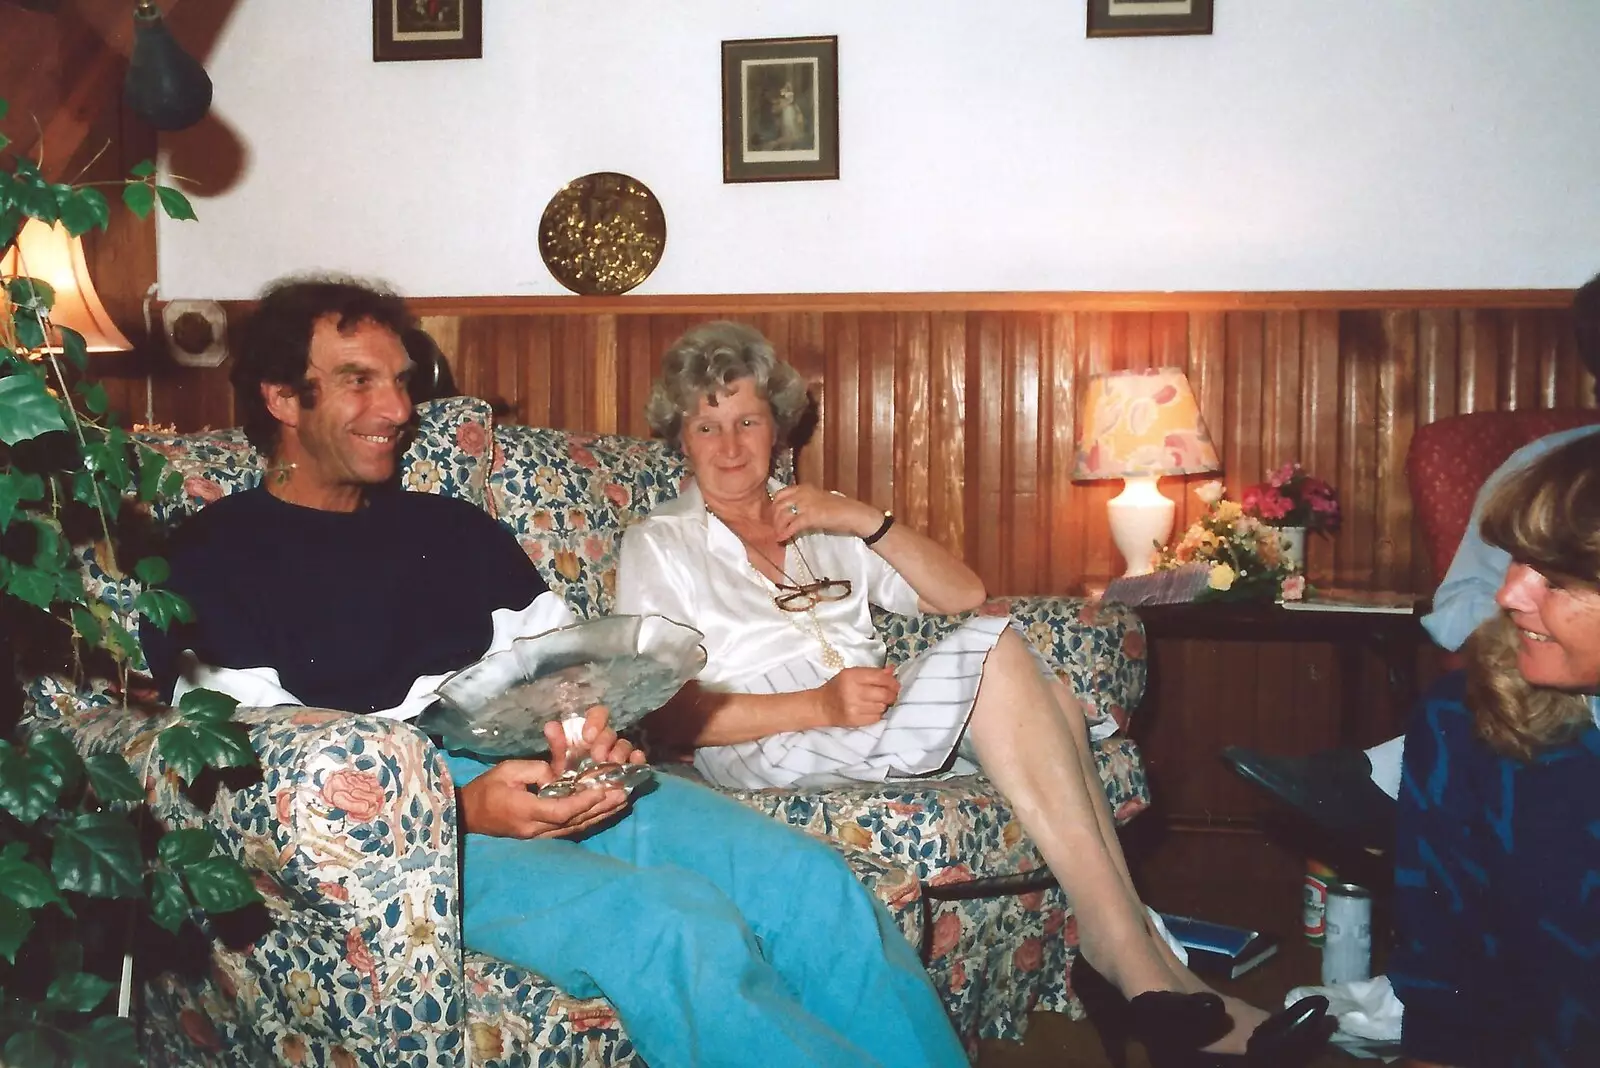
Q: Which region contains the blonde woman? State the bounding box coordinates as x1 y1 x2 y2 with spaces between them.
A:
1391 433 1600 1067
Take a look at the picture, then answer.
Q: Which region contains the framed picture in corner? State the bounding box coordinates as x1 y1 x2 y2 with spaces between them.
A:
373 0 483 62
1087 0 1214 38
721 35 839 183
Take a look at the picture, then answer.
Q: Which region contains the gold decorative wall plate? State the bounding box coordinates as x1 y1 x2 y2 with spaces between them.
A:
538 172 667 296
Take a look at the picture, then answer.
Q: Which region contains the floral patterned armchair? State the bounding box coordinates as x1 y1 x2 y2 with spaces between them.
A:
19 397 1151 1065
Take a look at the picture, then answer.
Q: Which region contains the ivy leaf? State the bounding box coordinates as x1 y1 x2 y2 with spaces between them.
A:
133 556 169 586
128 160 156 179
58 188 110 236
0 744 64 823
83 754 142 804
45 971 114 1013
58 325 88 372
121 182 154 220
6 276 55 309
0 845 64 910
3 561 59 610
13 310 46 351
0 896 34 964
69 606 102 647
74 380 109 417
157 721 252 784
0 471 45 532
177 687 239 725
0 373 69 445
51 812 141 898
157 827 214 868
6 1028 68 1068
133 588 192 631
182 856 261 914
135 451 169 503
148 869 189 933
154 186 196 222
73 1017 141 1067
83 439 132 488
27 729 84 798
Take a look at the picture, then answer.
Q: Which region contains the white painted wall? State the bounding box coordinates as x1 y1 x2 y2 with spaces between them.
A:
156 0 1600 299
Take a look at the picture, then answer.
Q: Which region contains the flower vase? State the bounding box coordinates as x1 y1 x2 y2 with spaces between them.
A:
1276 525 1307 571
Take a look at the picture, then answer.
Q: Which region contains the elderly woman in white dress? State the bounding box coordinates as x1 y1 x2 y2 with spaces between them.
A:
616 322 1330 1065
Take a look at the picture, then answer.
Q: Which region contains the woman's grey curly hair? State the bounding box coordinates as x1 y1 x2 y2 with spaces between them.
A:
1465 432 1600 760
645 321 810 447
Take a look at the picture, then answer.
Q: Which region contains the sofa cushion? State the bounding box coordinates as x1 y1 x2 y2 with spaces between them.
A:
488 427 793 618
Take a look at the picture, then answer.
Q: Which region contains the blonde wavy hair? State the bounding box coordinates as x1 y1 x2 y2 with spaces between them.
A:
1465 432 1600 759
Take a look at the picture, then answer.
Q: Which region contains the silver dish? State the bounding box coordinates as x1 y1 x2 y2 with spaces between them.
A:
417 615 706 763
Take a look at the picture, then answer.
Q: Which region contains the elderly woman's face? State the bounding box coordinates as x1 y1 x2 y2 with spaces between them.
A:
1496 563 1600 691
681 378 776 502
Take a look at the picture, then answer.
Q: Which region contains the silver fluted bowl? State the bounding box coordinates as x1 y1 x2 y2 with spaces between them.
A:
416 615 706 761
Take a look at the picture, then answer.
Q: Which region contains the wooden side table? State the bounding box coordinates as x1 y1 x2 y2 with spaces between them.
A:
1134 598 1427 751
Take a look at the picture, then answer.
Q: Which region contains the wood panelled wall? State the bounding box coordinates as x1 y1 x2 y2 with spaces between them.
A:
116 295 1588 599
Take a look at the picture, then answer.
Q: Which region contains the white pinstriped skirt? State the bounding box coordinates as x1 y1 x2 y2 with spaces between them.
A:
692 616 1055 791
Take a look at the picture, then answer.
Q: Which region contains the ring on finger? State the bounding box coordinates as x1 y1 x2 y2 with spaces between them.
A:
788 504 800 515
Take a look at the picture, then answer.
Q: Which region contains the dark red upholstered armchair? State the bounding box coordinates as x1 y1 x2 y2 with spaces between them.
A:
1405 409 1600 585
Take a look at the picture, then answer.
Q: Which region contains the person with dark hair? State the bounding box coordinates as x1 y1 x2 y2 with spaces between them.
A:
1223 270 1600 848
229 274 415 454
142 277 971 1068
1390 433 1600 1065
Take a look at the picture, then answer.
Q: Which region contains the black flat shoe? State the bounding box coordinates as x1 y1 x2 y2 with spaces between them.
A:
1128 991 1231 1053
1158 995 1335 1068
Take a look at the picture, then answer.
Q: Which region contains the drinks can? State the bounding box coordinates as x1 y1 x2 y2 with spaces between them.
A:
1303 858 1336 944
1321 881 1373 985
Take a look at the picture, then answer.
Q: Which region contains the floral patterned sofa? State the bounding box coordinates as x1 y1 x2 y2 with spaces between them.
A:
20 396 1150 1066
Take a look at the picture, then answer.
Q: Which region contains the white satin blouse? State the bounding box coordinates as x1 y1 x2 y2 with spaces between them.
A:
615 480 922 690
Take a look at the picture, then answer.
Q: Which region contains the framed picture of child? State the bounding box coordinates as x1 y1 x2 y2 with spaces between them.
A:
721 36 839 183
373 0 483 63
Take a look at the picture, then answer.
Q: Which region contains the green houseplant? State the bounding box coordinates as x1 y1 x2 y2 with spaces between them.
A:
1 96 260 1065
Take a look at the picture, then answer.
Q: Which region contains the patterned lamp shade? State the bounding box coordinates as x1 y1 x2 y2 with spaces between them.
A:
1073 368 1220 480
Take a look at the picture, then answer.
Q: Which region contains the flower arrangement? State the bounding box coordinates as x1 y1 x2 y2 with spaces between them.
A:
1240 462 1341 533
1156 481 1306 602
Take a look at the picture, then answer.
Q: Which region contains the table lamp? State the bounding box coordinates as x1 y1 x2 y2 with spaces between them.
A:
1 219 134 353
1073 368 1221 577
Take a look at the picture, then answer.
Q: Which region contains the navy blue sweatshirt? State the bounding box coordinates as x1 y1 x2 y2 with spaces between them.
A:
1391 672 1600 1066
141 487 547 714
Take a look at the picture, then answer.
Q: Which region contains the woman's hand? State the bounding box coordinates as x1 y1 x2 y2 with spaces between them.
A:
458 760 629 839
771 484 881 543
818 666 901 727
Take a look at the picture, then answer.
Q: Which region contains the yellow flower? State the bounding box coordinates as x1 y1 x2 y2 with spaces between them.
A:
1214 500 1243 523
1208 564 1237 591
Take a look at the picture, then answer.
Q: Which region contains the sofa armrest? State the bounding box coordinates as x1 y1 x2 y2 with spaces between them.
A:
50 702 470 1067
874 596 1147 730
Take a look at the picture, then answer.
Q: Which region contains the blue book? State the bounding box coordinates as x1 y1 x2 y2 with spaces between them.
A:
1158 912 1281 979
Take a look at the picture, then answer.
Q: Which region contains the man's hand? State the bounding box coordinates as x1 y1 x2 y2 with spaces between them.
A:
545 705 648 775
817 667 900 727
458 759 628 839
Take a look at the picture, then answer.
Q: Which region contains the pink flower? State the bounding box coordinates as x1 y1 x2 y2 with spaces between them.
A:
179 1009 221 1050
1281 574 1307 601
929 912 962 959
1013 937 1044 973
184 476 224 504
455 421 487 456
321 769 385 822
1268 462 1298 488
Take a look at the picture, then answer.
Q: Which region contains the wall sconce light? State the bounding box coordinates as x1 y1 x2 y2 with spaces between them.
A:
1 218 135 352
1073 368 1221 577
125 0 213 131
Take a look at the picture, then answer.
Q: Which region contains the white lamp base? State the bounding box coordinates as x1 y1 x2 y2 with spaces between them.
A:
1107 476 1176 577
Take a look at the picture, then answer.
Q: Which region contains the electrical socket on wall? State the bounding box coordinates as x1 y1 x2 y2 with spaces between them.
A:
161 299 228 367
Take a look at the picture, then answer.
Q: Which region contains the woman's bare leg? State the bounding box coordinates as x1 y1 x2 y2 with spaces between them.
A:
966 629 1266 1052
